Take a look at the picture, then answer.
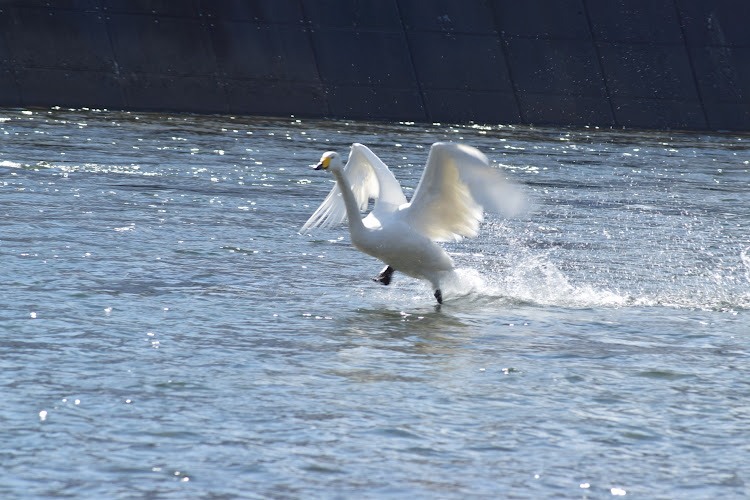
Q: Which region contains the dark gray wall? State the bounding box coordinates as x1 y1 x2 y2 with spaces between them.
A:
1 0 748 130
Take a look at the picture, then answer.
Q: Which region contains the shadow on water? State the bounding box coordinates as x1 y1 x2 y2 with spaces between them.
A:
343 305 469 339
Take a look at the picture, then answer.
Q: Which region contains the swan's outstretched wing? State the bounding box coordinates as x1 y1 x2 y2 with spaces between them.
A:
300 143 406 232
404 142 511 242
299 178 348 232
348 143 407 218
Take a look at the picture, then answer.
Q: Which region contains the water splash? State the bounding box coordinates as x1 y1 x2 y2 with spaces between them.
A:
0 160 23 168
440 254 627 309
438 247 750 312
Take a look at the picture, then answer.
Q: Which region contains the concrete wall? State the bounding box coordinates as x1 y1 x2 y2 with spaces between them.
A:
1 0 748 130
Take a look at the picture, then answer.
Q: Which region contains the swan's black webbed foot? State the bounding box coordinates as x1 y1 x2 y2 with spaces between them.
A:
372 265 394 286
434 289 443 304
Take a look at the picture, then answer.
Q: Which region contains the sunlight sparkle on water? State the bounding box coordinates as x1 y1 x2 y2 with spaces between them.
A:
1 108 748 500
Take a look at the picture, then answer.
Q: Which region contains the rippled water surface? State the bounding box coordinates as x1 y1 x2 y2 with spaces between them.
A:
2 108 749 499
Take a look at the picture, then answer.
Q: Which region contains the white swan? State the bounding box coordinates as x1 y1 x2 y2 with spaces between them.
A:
301 142 512 303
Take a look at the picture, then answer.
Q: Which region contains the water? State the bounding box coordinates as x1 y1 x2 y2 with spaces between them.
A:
1 107 749 499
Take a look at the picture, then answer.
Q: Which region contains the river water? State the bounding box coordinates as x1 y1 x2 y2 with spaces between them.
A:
1 108 749 499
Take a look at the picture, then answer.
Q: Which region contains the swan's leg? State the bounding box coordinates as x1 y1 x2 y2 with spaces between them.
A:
434 289 443 304
372 265 394 286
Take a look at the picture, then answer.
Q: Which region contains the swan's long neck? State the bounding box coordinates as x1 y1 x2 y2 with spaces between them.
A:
331 169 366 236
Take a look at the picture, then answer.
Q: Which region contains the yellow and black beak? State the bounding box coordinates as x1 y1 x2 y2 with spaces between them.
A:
313 157 331 170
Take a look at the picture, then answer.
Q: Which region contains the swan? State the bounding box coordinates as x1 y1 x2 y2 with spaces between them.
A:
301 142 512 304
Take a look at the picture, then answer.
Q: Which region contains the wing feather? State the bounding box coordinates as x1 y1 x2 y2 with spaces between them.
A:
404 142 511 242
300 143 407 233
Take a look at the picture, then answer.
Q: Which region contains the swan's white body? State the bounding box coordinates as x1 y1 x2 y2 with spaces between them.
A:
301 142 510 303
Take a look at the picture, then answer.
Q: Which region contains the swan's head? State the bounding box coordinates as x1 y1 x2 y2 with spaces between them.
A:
313 151 343 173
